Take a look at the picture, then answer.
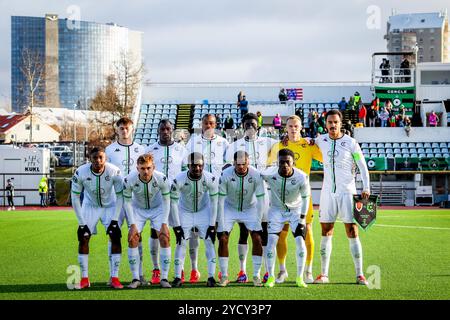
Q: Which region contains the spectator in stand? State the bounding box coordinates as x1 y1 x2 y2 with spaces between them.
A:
273 113 283 136
343 120 354 137
38 176 48 207
318 111 326 130
354 91 361 107
371 97 380 111
256 111 263 129
428 111 439 127
379 58 391 83
368 105 378 127
358 103 367 127
338 97 348 111
389 114 397 127
378 107 389 127
385 100 393 116
237 91 244 106
309 116 319 138
216 113 222 130
300 127 307 138
224 113 234 130
400 56 410 83
278 88 288 104
238 95 249 119
404 117 412 137
399 105 406 120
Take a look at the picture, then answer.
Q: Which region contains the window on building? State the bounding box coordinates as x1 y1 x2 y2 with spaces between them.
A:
35 124 40 130
429 28 435 33
25 124 30 130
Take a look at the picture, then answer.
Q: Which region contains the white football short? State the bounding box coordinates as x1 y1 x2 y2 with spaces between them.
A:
220 203 262 233
133 205 165 233
179 205 210 240
82 202 116 235
267 207 302 234
319 191 354 224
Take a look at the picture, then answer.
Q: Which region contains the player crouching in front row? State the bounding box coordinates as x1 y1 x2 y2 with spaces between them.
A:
262 149 311 288
71 147 125 289
122 154 172 289
170 152 219 287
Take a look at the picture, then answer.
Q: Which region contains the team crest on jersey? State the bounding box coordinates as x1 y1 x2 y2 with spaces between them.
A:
105 175 111 181
291 179 297 185
161 156 173 164
72 176 78 183
248 177 253 183
134 147 139 153
152 181 158 188
341 141 347 147
301 143 307 148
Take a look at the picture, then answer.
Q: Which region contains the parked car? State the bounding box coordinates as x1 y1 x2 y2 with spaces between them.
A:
58 151 74 167
50 145 71 158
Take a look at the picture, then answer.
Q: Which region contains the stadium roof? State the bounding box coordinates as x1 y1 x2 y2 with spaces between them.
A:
388 12 447 31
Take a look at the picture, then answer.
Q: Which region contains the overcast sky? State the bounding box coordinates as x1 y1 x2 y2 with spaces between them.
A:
0 0 448 108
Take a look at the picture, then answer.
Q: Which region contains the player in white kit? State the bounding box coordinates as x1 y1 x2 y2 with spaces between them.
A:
71 147 124 289
261 149 311 288
105 117 146 284
313 109 370 285
170 152 219 287
184 114 228 283
225 113 278 283
217 151 265 287
122 154 172 289
145 119 188 284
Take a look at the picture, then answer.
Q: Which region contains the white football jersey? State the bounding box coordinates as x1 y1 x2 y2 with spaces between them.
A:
185 134 229 177
106 141 145 175
170 171 219 213
71 163 123 208
123 170 170 210
315 134 370 194
261 167 310 212
219 166 265 211
226 136 278 170
145 141 188 181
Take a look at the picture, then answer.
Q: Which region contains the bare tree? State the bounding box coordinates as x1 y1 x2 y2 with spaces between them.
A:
18 48 46 142
90 50 144 128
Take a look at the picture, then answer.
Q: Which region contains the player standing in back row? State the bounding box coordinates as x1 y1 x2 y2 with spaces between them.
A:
313 109 370 285
105 117 146 285
185 114 229 283
145 119 188 284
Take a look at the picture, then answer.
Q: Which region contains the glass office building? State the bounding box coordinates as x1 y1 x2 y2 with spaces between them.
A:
11 14 142 112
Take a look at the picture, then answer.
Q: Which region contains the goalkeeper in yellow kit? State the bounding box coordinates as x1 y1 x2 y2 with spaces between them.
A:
266 115 322 284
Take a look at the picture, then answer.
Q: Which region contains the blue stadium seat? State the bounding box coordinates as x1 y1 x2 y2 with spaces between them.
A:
400 143 408 148
376 143 384 148
410 153 418 158
432 142 439 148
392 143 400 148
440 142 447 148
416 142 423 148
384 143 392 148
424 142 432 148
408 142 416 148
409 148 417 154
401 148 409 154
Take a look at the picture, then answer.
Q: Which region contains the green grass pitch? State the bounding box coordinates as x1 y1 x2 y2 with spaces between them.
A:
0 209 449 300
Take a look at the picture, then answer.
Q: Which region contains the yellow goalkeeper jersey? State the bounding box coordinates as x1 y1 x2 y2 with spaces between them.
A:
267 138 323 174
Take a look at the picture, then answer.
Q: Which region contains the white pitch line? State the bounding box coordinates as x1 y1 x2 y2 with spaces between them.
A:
381 215 450 218
374 224 450 231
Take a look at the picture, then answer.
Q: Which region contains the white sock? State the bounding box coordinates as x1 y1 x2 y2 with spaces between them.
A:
320 236 332 277
349 237 363 277
295 236 307 277
279 263 286 272
149 237 160 270
174 241 186 278
252 255 262 278
160 247 171 280
138 241 144 277
189 235 199 271
219 257 229 277
262 245 268 273
238 244 248 272
78 254 89 278
204 238 216 278
107 242 112 277
128 247 140 280
266 234 278 278
110 253 121 278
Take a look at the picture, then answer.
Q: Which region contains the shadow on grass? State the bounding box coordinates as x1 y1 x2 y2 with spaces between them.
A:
0 281 359 294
